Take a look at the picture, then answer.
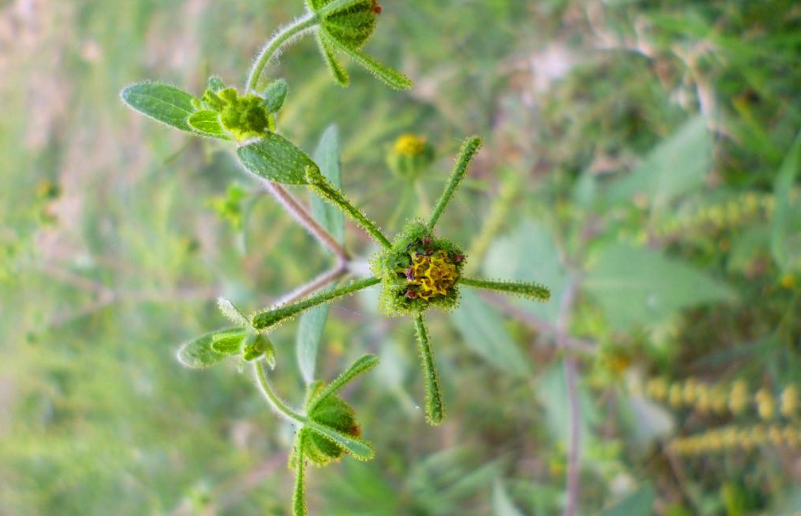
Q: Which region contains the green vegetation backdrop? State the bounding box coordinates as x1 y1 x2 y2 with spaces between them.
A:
1 0 800 515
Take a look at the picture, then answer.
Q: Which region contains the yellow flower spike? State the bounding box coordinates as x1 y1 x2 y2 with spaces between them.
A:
752 425 767 445
646 378 668 400
756 388 776 420
711 386 729 414
669 384 684 408
768 425 784 446
784 386 801 418
783 427 799 448
729 380 749 415
683 378 699 405
695 385 711 413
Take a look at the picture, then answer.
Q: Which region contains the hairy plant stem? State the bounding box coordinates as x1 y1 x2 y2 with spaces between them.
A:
253 361 306 424
263 181 350 263
246 13 319 94
253 362 374 460
428 136 481 230
274 265 349 307
306 166 392 248
559 275 581 516
413 314 444 425
252 277 380 330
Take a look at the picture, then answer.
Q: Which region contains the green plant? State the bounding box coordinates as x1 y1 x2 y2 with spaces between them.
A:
120 1 549 514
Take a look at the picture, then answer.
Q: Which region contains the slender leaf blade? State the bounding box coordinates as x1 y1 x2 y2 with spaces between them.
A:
771 127 801 271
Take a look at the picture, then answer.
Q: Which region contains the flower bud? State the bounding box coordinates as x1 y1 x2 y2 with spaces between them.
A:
303 394 362 466
310 0 380 49
387 134 436 180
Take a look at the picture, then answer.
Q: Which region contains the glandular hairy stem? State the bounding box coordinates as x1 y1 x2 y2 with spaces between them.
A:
253 361 306 425
413 314 445 425
306 166 392 248
252 277 381 330
428 136 482 230
246 13 320 94
459 276 551 302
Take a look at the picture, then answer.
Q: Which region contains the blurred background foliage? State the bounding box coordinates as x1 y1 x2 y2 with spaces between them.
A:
1 0 800 515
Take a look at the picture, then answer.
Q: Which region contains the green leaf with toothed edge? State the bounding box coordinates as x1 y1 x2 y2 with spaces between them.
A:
320 30 412 90
237 133 317 185
120 82 197 133
177 328 241 368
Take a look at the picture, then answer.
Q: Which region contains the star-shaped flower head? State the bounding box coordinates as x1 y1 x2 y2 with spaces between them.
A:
247 136 551 426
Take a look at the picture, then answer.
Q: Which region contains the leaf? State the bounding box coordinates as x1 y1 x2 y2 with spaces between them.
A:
176 328 240 368
297 302 330 385
606 117 712 209
493 480 527 516
263 79 288 113
120 82 197 133
316 32 350 86
771 127 801 271
536 364 598 449
597 486 655 516
311 125 346 245
187 110 229 139
484 221 567 323
584 243 736 330
297 126 346 381
210 332 246 354
237 133 317 185
208 76 226 92
321 30 412 90
307 355 379 411
450 289 531 377
217 297 249 327
304 419 375 461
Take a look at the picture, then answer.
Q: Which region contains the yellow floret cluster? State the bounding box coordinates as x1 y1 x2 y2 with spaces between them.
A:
408 250 459 300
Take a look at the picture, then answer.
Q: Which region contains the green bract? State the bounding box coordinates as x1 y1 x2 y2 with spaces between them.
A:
371 220 466 315
309 0 378 50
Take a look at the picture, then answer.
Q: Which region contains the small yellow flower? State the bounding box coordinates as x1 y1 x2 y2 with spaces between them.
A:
394 134 428 156
729 380 749 415
781 386 799 418
756 389 776 420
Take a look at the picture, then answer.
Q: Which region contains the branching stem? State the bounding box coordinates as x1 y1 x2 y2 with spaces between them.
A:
263 181 350 262
252 276 380 330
